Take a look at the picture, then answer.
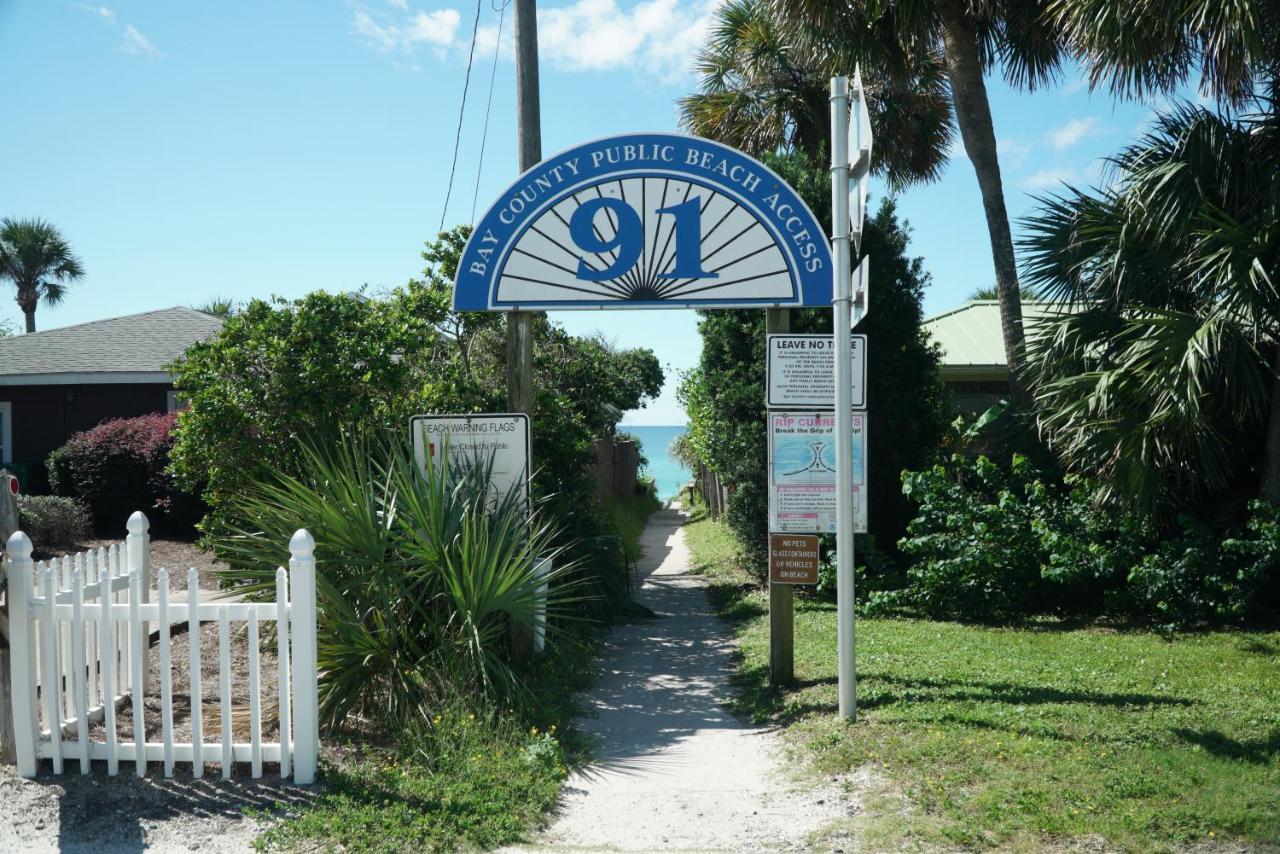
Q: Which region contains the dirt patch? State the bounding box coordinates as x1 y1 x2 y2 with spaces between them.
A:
0 761 313 853
93 618 284 748
33 537 229 594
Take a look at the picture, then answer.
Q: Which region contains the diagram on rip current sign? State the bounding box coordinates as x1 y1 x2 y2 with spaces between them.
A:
769 411 867 534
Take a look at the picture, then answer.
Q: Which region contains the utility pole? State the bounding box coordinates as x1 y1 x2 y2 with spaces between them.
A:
509 0 540 660
508 0 540 418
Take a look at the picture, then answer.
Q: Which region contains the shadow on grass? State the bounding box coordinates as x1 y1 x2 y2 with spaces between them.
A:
1175 727 1280 764
1235 638 1280 656
730 664 1196 726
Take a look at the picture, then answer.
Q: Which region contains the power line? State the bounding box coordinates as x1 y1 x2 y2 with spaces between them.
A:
438 0 486 234
471 0 510 224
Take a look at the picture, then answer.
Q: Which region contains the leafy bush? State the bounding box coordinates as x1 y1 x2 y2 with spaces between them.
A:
169 245 663 613
16 495 90 549
895 452 1146 621
897 455 1047 620
209 430 586 731
895 450 1280 627
46 412 201 533
1126 502 1280 629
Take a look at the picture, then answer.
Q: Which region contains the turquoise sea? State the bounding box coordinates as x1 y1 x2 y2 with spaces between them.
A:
622 425 691 502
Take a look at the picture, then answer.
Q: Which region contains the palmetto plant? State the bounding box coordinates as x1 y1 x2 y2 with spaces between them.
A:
1021 100 1280 515
678 0 954 188
210 431 585 731
0 217 84 333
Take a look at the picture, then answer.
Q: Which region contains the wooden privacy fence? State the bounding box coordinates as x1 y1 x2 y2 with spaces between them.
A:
4 512 317 783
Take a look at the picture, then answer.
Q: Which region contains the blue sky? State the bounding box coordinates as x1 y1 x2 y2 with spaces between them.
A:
1 1 1171 424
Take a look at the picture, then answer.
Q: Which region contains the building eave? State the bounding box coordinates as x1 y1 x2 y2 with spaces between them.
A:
0 371 174 387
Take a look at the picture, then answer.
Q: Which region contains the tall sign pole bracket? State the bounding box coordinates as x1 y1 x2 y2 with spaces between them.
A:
830 76 858 721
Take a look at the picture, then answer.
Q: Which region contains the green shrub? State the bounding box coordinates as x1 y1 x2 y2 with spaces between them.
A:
169 242 662 615
896 453 1140 622
1126 502 1280 629
896 451 1280 627
17 495 91 550
208 429 587 731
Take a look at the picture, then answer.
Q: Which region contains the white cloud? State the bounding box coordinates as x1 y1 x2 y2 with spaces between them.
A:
74 4 117 22
535 0 717 80
1022 167 1079 191
74 4 163 58
1047 116 1099 150
407 9 460 45
354 0 716 81
997 138 1031 171
121 24 163 57
353 5 461 54
1061 73 1088 95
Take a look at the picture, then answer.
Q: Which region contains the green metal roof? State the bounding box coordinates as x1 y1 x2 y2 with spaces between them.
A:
923 300 1056 369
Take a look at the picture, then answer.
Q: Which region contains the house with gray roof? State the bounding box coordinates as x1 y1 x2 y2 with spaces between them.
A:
0 306 223 488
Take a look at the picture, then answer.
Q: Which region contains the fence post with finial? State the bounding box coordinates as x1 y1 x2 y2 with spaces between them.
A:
126 511 153 695
6 531 39 776
289 529 318 784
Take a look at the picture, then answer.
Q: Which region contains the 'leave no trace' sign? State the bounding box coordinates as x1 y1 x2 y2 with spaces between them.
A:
766 334 866 409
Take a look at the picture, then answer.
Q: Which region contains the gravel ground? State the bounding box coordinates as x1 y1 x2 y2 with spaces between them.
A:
3 537 296 852
0 762 312 853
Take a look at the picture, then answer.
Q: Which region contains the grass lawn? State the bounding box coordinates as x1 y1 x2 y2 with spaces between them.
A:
685 514 1280 852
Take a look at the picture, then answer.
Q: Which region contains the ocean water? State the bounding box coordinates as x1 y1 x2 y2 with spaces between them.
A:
622 425 691 501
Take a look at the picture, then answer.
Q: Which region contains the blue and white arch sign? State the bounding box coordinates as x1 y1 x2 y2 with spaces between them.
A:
454 133 833 310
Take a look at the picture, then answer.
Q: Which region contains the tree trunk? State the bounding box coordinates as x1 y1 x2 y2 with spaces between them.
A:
22 307 35 334
1260 345 1280 503
936 0 1027 406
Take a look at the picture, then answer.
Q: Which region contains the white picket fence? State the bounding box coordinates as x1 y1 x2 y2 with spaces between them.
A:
4 512 317 782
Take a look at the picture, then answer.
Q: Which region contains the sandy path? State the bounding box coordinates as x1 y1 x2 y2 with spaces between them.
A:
513 507 858 852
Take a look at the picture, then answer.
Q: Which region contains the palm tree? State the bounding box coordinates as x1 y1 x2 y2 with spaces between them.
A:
761 0 1065 406
193 296 239 318
680 0 955 188
969 284 1041 301
1048 0 1280 107
1021 101 1280 512
0 218 85 333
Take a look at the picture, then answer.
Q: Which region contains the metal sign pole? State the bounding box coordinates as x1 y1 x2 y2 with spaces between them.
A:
830 76 857 721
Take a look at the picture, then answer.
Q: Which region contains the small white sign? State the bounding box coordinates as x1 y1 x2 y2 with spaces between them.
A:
410 413 531 508
852 256 869 327
766 334 867 409
848 66 873 244
768 411 868 534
